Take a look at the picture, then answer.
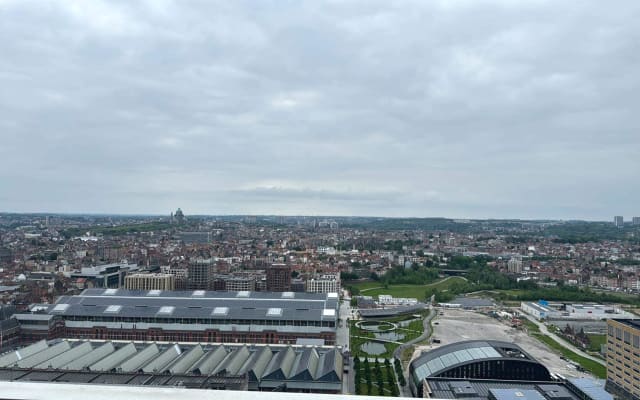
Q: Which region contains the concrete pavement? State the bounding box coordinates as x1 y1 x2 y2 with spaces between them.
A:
521 313 606 366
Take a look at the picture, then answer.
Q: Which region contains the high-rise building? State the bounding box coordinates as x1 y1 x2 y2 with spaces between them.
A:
633 217 640 226
187 261 214 290
124 273 175 291
266 264 291 292
507 257 523 274
606 319 640 399
614 216 624 228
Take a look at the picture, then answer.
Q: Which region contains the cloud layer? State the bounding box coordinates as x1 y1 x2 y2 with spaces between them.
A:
1 0 639 219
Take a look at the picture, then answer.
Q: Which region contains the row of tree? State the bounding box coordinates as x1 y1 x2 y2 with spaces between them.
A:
353 357 400 396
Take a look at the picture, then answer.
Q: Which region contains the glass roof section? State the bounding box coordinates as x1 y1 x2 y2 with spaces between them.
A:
413 345 504 381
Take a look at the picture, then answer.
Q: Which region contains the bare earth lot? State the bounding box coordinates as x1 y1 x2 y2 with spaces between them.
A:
412 309 593 379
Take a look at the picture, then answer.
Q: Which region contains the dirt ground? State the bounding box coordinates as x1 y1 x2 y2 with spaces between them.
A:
411 308 594 379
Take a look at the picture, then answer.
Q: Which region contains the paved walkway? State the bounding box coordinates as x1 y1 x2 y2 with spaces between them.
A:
393 308 436 397
352 336 403 345
521 314 606 366
360 276 466 293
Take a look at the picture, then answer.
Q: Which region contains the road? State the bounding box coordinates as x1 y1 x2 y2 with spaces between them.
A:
338 292 355 394
521 313 606 366
337 295 352 349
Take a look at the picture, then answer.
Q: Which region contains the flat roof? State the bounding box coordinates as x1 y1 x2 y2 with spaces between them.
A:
30 289 339 322
425 378 611 400
523 302 554 313
611 319 640 329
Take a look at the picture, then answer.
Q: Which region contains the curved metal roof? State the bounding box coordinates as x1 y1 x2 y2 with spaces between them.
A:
411 340 540 382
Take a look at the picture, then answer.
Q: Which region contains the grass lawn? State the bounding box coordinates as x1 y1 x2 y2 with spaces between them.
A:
532 333 607 378
586 334 606 353
520 318 540 333
351 276 468 300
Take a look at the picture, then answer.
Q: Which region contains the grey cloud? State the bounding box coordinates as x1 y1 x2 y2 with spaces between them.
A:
0 0 639 219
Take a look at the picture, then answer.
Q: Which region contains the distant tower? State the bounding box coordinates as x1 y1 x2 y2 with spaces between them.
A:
614 216 624 228
175 208 185 224
170 212 174 224
633 217 640 226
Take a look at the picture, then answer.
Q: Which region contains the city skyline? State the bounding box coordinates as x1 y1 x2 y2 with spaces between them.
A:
1 1 639 220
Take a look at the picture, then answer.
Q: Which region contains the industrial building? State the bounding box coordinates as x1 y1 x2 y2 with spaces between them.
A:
605 319 640 400
70 263 139 289
424 377 612 400
124 273 176 291
409 340 552 397
521 302 634 321
15 289 339 345
358 303 427 319
0 339 343 393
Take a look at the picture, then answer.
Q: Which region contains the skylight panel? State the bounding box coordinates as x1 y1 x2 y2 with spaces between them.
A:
103 289 118 295
157 306 175 315
266 308 283 317
192 290 205 297
104 305 122 314
52 304 70 313
147 290 162 296
236 291 250 297
281 292 295 298
327 292 339 299
322 309 336 317
212 307 229 316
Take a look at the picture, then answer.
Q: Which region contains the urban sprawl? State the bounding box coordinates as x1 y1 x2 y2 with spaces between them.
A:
1 212 640 400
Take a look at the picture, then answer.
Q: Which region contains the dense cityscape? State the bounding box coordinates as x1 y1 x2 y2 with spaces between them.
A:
1 211 640 399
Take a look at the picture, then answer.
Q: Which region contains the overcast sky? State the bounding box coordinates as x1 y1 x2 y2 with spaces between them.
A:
1 1 639 220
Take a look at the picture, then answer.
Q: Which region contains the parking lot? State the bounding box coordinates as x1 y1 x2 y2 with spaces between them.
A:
412 309 593 379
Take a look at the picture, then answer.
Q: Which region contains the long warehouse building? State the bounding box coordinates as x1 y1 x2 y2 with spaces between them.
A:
0 339 343 393
15 289 339 345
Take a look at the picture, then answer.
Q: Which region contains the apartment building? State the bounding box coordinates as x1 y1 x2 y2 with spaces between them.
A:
606 319 640 399
306 274 340 294
124 273 175 291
